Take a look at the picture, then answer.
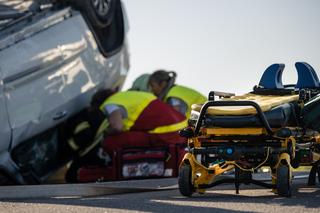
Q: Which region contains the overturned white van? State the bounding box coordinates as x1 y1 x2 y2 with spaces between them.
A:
0 0 129 184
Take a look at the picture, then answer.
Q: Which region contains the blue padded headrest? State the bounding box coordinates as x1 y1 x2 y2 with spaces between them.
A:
258 63 285 89
295 62 319 89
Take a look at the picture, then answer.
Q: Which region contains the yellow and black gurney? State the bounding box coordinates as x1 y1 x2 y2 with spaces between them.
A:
178 62 320 197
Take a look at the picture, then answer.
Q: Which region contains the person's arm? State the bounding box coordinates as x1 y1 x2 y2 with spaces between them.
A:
108 109 123 133
167 97 188 115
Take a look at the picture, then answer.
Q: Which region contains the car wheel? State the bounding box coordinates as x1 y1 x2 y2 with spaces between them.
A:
178 164 194 197
71 0 118 28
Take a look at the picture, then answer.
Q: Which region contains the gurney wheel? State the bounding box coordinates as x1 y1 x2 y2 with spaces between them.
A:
178 164 194 197
276 165 291 197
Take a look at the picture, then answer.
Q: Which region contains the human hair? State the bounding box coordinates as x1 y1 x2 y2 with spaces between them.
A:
148 70 177 85
91 89 116 108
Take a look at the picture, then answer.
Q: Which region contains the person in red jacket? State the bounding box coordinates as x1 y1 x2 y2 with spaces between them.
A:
90 89 187 157
67 88 188 182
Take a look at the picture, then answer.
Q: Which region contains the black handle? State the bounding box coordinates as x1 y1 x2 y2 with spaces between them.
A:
194 100 273 136
53 110 68 120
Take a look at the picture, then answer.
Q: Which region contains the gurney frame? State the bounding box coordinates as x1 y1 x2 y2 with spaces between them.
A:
178 98 319 197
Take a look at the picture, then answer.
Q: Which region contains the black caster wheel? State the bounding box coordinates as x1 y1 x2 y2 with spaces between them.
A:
178 164 194 197
276 165 292 197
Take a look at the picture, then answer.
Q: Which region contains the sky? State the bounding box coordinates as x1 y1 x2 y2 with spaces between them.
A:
121 0 320 96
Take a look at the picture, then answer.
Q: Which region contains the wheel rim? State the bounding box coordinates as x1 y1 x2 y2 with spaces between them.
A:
91 0 112 16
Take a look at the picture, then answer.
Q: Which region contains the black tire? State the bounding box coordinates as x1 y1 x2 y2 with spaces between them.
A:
178 164 194 197
276 165 292 197
71 0 118 28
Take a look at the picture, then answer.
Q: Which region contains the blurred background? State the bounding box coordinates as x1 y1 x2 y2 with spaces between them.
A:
121 0 320 95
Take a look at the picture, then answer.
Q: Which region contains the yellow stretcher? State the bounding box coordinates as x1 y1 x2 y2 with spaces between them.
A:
178 62 320 197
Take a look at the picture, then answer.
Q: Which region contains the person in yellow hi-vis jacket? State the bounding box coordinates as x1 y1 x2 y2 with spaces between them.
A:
148 70 207 118
65 87 188 183
90 89 187 159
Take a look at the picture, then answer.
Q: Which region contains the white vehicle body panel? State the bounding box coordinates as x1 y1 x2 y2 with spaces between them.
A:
0 81 11 152
0 1 129 183
0 9 128 148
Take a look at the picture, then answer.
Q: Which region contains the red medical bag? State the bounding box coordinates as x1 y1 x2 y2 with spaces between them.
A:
77 144 185 182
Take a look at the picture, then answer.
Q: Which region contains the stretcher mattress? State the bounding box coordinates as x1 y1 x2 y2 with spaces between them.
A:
204 103 297 128
192 93 299 116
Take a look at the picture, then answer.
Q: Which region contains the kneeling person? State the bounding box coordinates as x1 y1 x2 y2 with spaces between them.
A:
92 90 187 158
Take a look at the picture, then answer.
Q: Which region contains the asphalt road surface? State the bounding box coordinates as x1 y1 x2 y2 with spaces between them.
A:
0 178 319 213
